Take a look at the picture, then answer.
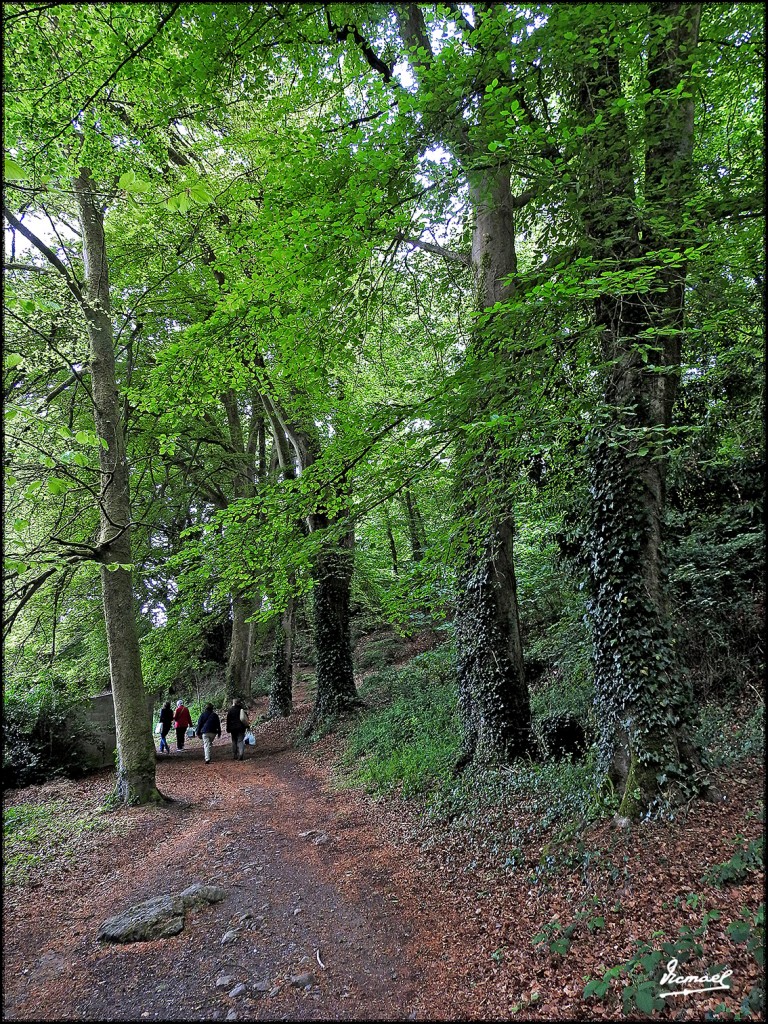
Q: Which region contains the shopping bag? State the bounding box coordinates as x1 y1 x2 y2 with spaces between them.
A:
244 730 255 746
155 722 161 734
186 726 196 739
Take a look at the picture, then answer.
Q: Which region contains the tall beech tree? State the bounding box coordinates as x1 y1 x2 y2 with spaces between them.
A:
5 177 162 804
562 3 708 814
339 3 541 765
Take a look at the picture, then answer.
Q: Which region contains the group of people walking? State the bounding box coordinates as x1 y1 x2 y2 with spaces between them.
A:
156 697 251 763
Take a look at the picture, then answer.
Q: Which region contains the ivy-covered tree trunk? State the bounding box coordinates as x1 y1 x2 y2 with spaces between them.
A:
268 597 294 718
304 530 359 734
74 169 162 805
391 5 534 768
453 165 534 766
455 517 532 763
574 4 706 817
264 405 359 734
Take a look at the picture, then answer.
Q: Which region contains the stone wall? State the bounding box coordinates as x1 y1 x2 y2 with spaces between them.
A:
77 691 155 771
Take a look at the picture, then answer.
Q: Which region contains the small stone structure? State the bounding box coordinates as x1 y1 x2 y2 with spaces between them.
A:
77 691 156 771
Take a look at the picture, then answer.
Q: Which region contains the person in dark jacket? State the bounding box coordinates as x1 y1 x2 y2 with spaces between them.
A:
196 703 221 764
158 700 173 754
172 699 193 750
225 698 249 761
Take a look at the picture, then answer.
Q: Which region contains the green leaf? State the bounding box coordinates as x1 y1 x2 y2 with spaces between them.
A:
118 170 136 188
635 981 659 1014
727 921 751 943
124 177 151 193
47 477 69 495
13 519 29 533
5 353 24 369
4 155 28 180
189 183 213 205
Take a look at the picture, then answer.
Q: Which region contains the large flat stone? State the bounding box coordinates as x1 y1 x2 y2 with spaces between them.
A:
98 894 185 943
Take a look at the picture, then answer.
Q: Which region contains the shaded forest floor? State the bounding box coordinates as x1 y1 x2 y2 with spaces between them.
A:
2 673 764 1022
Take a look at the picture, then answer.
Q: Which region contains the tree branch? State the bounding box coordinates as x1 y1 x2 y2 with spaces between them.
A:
444 2 476 36
3 262 52 272
3 567 58 635
40 2 183 152
395 233 471 266
325 6 394 81
3 206 84 304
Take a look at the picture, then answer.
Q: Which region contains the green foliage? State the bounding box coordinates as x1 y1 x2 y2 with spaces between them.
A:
695 701 764 768
703 836 764 888
532 898 606 957
2 0 763 825
582 910 726 1015
532 919 578 957
3 799 110 886
667 462 764 701
727 904 765 969
353 632 402 673
339 646 460 797
3 672 90 787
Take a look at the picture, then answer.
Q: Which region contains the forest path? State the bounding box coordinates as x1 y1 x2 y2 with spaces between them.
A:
2 685 456 1022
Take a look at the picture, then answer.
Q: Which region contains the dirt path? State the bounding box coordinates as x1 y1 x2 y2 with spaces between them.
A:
2 692 455 1022
4 684 764 1022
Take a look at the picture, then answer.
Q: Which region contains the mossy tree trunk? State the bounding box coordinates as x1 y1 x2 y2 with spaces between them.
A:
261 401 359 733
453 164 534 766
403 488 426 562
573 4 705 816
455 516 533 763
74 169 162 805
305 529 359 734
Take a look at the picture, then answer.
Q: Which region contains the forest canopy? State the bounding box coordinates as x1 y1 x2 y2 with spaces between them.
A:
2 3 764 815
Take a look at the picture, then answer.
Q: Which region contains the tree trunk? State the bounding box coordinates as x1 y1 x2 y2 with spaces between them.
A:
384 507 399 575
573 5 705 817
454 165 534 766
263 403 359 734
73 169 162 805
455 518 533 763
304 529 359 734
226 592 257 699
403 488 425 562
269 597 294 718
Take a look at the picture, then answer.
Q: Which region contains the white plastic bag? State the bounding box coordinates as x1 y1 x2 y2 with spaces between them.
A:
155 722 161 735
244 730 255 746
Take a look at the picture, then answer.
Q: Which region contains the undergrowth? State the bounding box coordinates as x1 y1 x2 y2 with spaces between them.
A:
336 646 461 797
3 799 117 886
695 700 764 768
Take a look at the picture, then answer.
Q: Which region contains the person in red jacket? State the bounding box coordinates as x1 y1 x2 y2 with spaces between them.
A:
172 699 192 751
